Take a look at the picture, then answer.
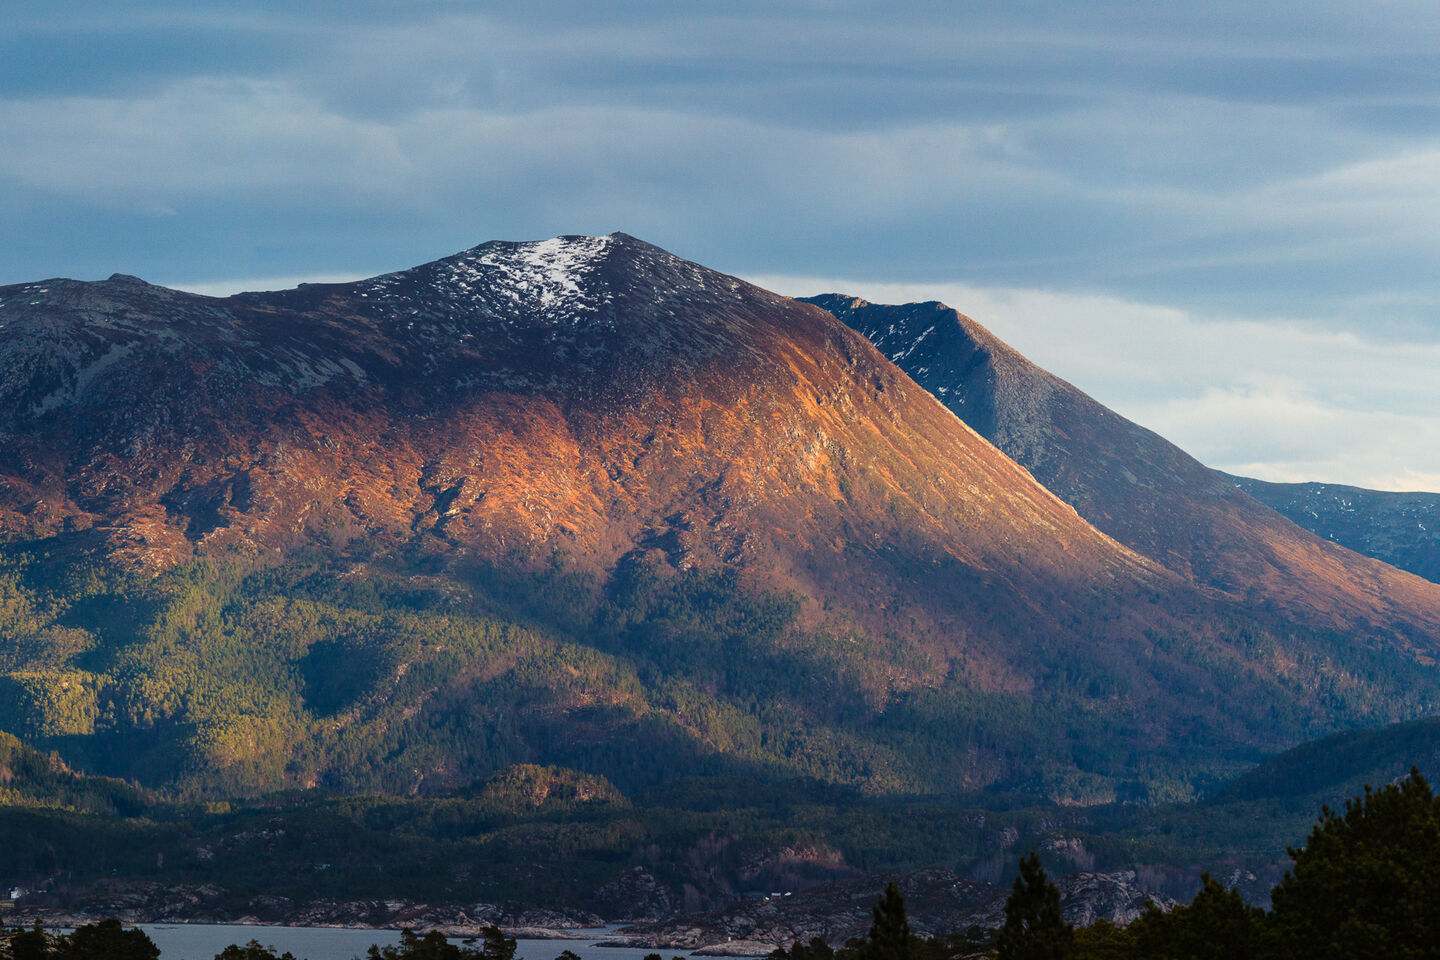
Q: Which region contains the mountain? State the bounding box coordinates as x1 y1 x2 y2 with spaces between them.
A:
803 294 1440 643
1226 476 1440 584
0 236 1438 805
1 236 1143 588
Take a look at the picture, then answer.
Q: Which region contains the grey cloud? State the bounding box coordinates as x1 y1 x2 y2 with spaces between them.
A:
3 1 1440 491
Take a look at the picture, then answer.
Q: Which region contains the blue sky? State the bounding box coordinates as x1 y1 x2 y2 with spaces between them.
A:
6 2 1440 488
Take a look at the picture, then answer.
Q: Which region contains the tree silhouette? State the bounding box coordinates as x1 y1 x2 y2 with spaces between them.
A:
366 928 469 960
215 941 299 960
9 923 57 960
57 919 160 960
476 926 516 960
1267 767 1440 960
996 852 1073 960
767 936 835 960
863 881 913 960
1125 874 1261 960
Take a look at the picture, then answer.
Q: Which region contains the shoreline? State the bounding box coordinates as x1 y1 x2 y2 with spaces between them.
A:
0 915 606 941
0 917 773 958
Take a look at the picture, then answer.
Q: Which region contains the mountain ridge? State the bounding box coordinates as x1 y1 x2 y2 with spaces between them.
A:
803 292 1440 644
1226 474 1440 584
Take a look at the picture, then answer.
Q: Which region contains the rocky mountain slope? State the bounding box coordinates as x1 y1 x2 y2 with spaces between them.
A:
1226 475 1440 584
2 237 1156 600
0 237 1437 803
804 294 1440 642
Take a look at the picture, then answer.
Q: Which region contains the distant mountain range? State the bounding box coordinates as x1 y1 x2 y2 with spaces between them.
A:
0 236 1437 812
1225 475 1440 584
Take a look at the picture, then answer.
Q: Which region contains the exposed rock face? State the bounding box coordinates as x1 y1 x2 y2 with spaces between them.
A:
605 867 1171 951
1 236 1163 630
0 865 1172 944
2 240 1144 590
1228 475 1440 585
607 868 995 949
948 871 1172 930
592 867 677 922
806 294 1440 640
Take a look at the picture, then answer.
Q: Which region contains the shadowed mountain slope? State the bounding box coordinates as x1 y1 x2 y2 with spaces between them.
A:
0 238 1436 802
1227 475 1440 584
803 294 1440 643
1208 714 1440 806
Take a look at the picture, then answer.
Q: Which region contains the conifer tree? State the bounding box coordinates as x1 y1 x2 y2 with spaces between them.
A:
215 941 300 960
9 922 57 960
864 881 913 960
1267 767 1439 960
476 927 516 960
56 919 160 960
996 852 1073 960
768 938 835 960
1125 874 1260 960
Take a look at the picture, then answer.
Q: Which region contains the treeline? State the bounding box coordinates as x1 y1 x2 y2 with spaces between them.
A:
0 732 153 817
2 747 1432 915
0 919 158 960
772 769 1438 960
1061 768 1440 959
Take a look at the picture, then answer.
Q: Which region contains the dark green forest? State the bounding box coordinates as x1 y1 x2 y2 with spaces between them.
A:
2 534 1433 810
2 712 1438 915
769 769 1440 959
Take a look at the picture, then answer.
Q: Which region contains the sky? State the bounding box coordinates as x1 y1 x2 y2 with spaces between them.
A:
4 2 1440 489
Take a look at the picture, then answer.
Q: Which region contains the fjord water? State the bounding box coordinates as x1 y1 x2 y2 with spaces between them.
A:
135 926 717 960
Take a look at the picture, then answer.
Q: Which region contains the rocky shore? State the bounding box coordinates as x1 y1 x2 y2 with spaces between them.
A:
600 868 1171 953
2 884 602 939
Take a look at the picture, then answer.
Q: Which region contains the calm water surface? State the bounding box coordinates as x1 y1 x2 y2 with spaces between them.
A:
135 925 735 960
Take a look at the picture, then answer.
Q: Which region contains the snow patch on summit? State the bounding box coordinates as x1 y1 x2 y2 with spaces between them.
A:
362 235 618 329
470 235 614 312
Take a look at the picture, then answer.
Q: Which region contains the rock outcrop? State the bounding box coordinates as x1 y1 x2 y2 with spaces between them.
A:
604 867 1171 951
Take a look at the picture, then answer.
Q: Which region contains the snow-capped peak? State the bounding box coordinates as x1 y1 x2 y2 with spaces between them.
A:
359 234 620 328
466 234 615 312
